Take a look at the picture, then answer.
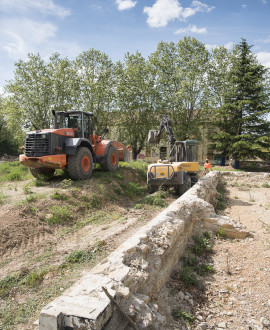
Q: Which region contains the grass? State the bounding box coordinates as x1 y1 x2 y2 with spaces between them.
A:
141 191 167 207
262 182 270 188
0 161 31 182
63 245 104 264
45 205 71 225
0 191 7 204
51 191 68 200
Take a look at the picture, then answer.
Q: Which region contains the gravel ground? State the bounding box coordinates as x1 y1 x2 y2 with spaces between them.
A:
158 172 270 330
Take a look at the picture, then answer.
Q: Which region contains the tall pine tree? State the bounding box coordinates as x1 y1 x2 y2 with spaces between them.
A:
211 39 270 162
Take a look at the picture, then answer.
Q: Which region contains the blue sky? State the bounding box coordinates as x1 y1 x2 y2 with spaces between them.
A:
0 0 270 91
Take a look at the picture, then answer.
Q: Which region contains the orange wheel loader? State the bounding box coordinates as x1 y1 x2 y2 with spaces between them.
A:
19 110 130 180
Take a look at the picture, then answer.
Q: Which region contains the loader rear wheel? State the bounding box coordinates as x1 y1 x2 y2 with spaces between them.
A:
178 173 192 196
67 147 93 180
102 146 119 172
30 168 55 180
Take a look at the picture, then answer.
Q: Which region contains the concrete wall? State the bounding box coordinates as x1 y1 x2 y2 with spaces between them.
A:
39 172 249 330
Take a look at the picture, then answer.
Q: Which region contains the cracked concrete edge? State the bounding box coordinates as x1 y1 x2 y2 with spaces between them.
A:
38 171 250 330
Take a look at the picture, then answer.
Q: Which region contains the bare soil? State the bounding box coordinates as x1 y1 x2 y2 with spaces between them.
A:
0 168 177 329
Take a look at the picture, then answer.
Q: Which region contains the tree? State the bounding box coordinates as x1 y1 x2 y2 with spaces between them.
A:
5 54 53 129
48 53 79 113
149 37 210 141
74 49 115 132
115 52 155 159
211 39 270 162
0 96 22 155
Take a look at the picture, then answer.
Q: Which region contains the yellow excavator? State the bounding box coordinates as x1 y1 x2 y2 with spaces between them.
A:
147 115 199 195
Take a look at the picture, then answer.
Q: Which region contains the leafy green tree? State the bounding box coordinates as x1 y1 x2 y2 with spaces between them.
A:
0 96 22 155
115 52 155 159
149 37 210 141
208 46 233 109
5 54 53 129
211 39 270 161
74 49 115 132
48 53 79 113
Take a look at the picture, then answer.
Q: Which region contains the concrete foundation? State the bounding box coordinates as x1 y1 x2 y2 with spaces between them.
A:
39 172 250 330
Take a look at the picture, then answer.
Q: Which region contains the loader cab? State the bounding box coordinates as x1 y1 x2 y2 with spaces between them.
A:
54 111 95 139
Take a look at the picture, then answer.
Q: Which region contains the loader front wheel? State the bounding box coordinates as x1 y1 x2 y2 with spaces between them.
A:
67 147 93 180
30 168 55 180
102 146 119 172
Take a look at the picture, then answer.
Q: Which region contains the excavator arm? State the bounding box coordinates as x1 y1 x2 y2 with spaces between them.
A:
148 115 176 160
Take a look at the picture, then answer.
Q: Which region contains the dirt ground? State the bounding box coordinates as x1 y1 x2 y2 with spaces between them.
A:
0 168 177 329
161 172 270 330
1 169 270 329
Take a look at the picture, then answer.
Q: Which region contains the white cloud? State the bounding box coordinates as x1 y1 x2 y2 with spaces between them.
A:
0 18 57 59
143 0 182 27
116 0 137 11
256 52 270 68
242 4 247 8
143 0 214 28
262 0 267 4
0 0 71 18
175 24 207 34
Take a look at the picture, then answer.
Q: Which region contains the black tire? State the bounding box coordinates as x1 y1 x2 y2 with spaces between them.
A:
147 184 158 194
190 174 198 186
178 173 192 196
67 147 93 180
102 146 119 172
30 168 55 180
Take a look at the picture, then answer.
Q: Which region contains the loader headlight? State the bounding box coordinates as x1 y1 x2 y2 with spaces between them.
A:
41 134 47 139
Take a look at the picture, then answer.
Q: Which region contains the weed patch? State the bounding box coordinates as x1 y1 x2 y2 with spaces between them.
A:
51 191 68 200
172 309 195 324
262 182 270 188
142 191 167 207
180 266 199 288
45 205 71 225
217 227 227 239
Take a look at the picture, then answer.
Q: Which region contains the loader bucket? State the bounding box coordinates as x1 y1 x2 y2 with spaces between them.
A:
148 130 160 144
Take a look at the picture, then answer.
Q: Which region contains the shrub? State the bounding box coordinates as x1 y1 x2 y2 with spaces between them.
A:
180 266 199 288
